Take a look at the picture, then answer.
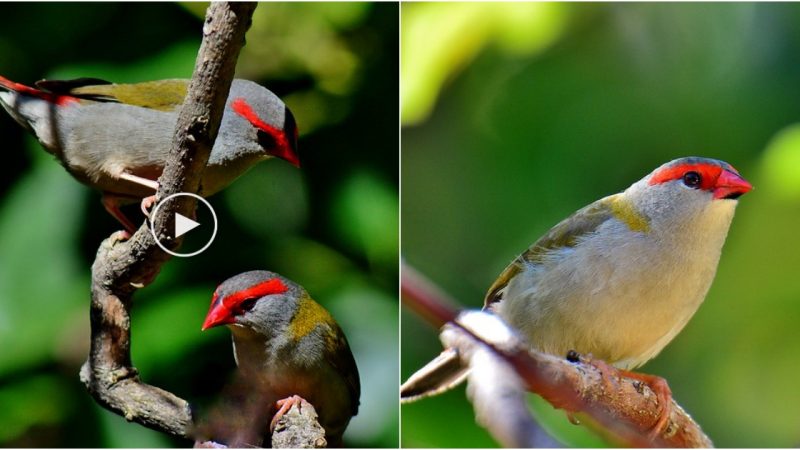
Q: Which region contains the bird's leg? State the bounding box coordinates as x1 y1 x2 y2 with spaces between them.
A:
587 357 673 438
270 395 309 432
118 172 159 191
116 172 160 218
101 194 137 237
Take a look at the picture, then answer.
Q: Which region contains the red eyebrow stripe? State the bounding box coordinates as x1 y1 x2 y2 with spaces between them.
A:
224 278 289 309
648 163 723 190
231 97 300 167
231 97 289 147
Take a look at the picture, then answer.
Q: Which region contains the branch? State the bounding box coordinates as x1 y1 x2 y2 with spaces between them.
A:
80 2 257 438
271 402 327 448
440 317 562 448
401 261 713 448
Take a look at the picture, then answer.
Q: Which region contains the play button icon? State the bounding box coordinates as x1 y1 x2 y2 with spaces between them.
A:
148 192 218 257
174 212 200 238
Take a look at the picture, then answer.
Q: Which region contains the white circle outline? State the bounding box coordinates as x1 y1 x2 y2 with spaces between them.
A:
149 192 218 257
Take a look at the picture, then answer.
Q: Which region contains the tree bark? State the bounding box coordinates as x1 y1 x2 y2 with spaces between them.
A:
81 2 257 438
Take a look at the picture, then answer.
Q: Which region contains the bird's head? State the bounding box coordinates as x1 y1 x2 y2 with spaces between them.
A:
222 80 300 168
202 270 303 338
624 157 752 228
647 157 752 200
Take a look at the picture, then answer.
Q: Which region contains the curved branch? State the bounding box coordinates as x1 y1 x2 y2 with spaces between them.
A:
80 2 257 438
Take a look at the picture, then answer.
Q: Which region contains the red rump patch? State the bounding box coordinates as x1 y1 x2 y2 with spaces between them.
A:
231 97 300 167
0 75 78 106
223 277 289 312
648 163 725 191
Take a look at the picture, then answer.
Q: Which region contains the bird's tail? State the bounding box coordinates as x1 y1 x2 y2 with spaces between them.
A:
0 75 78 107
401 347 470 403
0 75 39 94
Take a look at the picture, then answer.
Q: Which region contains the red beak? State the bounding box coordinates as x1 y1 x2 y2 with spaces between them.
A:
713 170 753 200
201 303 234 330
272 141 300 168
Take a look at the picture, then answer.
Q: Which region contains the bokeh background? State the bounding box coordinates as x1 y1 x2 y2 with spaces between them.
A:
402 3 800 448
0 2 398 447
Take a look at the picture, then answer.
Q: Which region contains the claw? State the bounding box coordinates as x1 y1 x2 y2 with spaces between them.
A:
621 370 672 438
109 229 132 243
587 357 673 439
140 195 158 219
270 395 308 432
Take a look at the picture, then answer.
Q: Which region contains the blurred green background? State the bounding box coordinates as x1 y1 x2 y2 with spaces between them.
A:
402 2 800 448
0 2 398 447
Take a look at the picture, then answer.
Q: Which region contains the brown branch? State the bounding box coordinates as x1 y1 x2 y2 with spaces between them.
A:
401 261 460 327
439 320 561 448
401 261 713 448
80 2 257 438
271 402 327 448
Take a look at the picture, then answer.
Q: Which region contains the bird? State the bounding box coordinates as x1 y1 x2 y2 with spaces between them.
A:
0 75 299 235
200 270 360 447
401 156 752 434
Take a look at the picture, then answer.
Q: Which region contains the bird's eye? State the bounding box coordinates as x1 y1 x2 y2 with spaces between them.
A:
239 298 258 312
682 171 702 188
257 129 278 149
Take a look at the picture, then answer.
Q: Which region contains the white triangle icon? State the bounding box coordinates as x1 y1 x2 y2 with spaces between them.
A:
175 213 200 238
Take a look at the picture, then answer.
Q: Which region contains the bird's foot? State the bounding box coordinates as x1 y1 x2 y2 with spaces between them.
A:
140 195 158 218
586 356 623 393
109 230 132 244
586 356 673 439
270 395 309 432
617 369 673 439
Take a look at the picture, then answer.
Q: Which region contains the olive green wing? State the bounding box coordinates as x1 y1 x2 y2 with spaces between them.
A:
36 78 188 112
483 194 621 309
